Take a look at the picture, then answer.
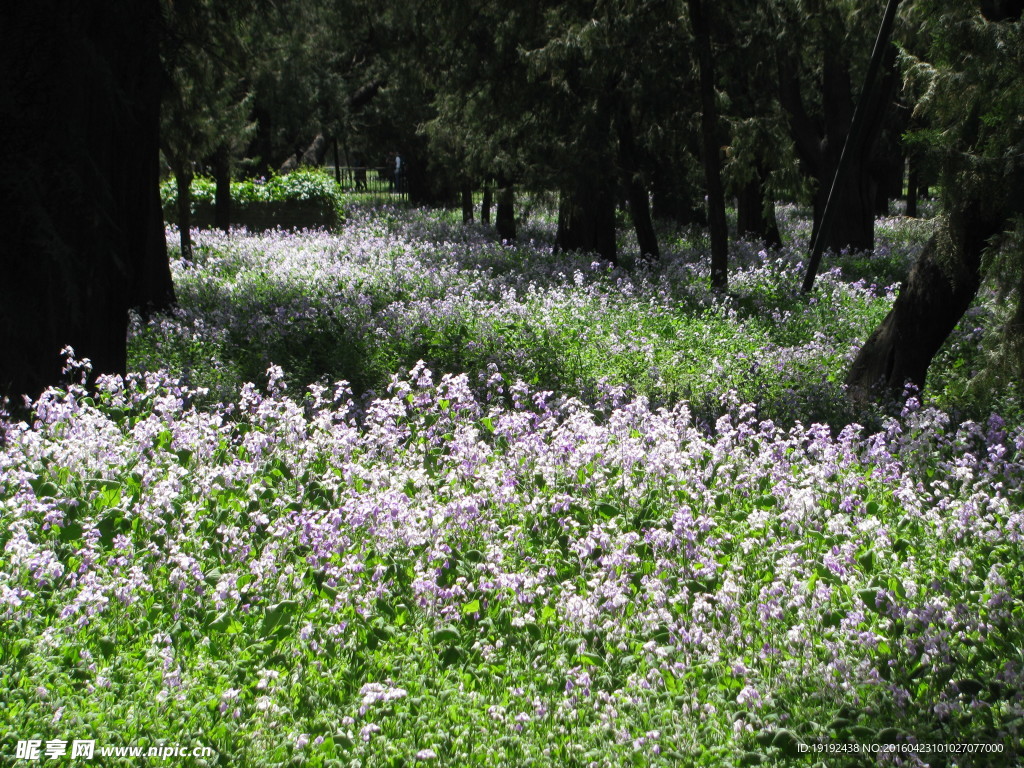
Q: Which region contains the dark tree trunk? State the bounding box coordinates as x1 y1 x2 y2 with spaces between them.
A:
779 31 899 260
627 180 659 263
280 134 329 174
763 199 783 250
496 183 516 242
250 107 274 178
332 137 341 184
174 167 194 261
481 182 492 225
811 167 875 253
0 0 166 401
212 145 231 232
407 155 458 207
652 169 704 225
847 200 1007 399
808 40 877 254
134 132 175 315
737 175 783 250
689 0 728 289
461 184 474 224
737 181 764 240
871 142 903 217
556 181 617 264
617 111 659 261
905 158 919 218
981 0 1024 22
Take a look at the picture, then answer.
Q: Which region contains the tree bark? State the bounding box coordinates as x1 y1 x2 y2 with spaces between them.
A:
496 183 516 242
461 183 474 224
779 33 899 261
481 181 492 225
981 0 1024 21
0 0 167 400
174 166 194 261
617 111 659 262
689 0 728 290
737 174 783 250
905 157 919 218
279 134 329 173
846 200 1007 399
556 181 617 264
332 136 341 184
627 180 659 263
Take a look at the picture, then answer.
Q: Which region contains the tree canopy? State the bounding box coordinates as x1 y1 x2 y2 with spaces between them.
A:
2 0 1023 403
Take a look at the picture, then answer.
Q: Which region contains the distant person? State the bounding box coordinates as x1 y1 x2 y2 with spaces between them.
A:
394 153 403 193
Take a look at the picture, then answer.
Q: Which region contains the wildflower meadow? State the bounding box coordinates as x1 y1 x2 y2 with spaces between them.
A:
2 203 1023 767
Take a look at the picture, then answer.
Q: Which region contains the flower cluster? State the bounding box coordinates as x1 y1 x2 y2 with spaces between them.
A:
2 358 1022 764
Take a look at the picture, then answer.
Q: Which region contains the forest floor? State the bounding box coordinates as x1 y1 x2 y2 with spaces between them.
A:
2 203 1022 766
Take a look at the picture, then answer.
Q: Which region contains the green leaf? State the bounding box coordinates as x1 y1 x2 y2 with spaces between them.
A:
858 550 875 574
431 627 461 645
858 588 880 611
262 600 299 635
770 729 802 756
206 610 234 632
461 599 481 615
955 679 985 697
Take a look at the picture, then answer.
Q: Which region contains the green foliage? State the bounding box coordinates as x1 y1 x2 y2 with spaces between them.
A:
898 1 1024 399
160 168 347 220
5 346 1024 765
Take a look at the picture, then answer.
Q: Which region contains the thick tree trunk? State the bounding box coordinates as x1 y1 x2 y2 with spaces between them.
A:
461 184 474 224
846 200 1007 399
556 182 617 264
652 169 704 225
332 137 342 184
250 107 274 178
737 175 784 250
811 168 875 253
871 140 903 217
627 180 659 263
905 158 919 218
737 181 763 240
280 134 329 174
689 0 728 290
496 183 516 242
0 0 166 401
406 155 458 207
617 112 659 261
780 29 899 264
481 182 492 225
175 167 194 261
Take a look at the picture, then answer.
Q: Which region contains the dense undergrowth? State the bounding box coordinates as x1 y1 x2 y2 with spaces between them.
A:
3 203 1023 767
131 203 962 431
